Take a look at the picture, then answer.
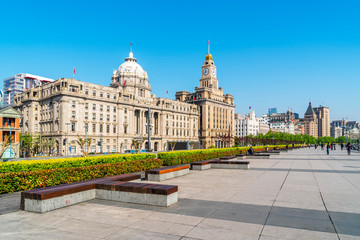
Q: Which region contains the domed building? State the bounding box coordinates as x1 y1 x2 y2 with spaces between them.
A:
14 48 200 156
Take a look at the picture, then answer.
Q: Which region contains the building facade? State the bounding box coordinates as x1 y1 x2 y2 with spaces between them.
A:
313 106 330 137
235 111 259 137
303 102 318 138
0 107 21 158
14 51 199 155
4 73 55 106
176 51 235 148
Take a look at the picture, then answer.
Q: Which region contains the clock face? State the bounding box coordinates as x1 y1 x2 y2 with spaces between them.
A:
212 68 216 76
203 68 209 76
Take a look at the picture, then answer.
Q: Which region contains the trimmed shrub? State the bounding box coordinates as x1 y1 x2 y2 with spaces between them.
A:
0 158 162 194
0 153 156 173
158 145 290 166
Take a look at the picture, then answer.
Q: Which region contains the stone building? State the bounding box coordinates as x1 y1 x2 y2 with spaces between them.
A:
235 111 259 137
303 102 318 138
313 106 330 137
14 50 199 155
0 106 21 158
176 50 235 148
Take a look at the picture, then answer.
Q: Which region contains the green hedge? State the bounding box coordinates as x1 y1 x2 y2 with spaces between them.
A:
0 153 156 174
0 158 162 194
158 145 289 166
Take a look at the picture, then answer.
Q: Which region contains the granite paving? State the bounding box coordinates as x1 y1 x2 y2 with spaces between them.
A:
0 148 359 239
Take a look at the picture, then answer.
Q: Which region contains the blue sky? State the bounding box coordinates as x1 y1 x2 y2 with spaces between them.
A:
1 0 359 121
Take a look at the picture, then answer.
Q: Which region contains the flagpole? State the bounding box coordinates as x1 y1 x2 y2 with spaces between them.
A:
73 66 75 79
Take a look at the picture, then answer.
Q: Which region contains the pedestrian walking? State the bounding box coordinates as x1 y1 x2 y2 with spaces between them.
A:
341 143 344 150
347 143 351 155
326 143 330 155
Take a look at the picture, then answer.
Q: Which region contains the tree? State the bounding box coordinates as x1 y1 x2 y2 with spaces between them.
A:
76 137 93 157
169 141 177 151
20 133 34 157
189 141 195 150
0 135 12 158
132 139 145 154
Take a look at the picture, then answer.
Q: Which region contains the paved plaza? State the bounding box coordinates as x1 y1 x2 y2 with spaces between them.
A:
0 148 360 240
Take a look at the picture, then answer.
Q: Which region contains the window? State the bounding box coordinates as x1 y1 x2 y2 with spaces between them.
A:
99 124 103 133
113 145 116 152
107 93 110 98
85 112 88 119
100 92 103 97
92 104 96 110
113 125 116 133
85 103 88 110
106 125 110 133
113 94 116 100
35 124 38 132
72 101 76 108
107 114 110 122
92 124 96 133
70 146 76 154
85 123 88 132
71 122 76 131
93 91 96 96
124 116 127 123
113 115 116 122
124 108 127 114
113 107 116 113
35 114 38 121
85 89 89 95
72 111 76 118
124 126 127 134
107 106 110 112
106 145 110 152
92 113 96 120
100 105 103 111
100 114 103 121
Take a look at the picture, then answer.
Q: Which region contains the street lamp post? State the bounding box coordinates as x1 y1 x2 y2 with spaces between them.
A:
7 119 12 159
65 123 70 156
100 133 103 154
84 124 88 155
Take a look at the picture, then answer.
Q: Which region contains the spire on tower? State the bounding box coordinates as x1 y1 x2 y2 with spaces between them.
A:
208 40 210 54
129 43 134 58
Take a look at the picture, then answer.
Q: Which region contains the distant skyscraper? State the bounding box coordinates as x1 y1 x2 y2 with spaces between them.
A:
3 73 55 106
294 113 299 119
268 108 277 115
313 106 330 137
303 102 318 138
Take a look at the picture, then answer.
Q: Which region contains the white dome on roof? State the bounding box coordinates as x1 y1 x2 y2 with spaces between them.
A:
117 51 147 77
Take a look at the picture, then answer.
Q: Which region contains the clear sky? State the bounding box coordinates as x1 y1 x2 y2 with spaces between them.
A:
1 0 359 121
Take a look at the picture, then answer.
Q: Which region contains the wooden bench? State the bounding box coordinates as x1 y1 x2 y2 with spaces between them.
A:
21 173 178 213
145 165 190 181
236 154 247 159
246 153 270 159
211 160 250 169
220 156 237 161
190 159 217 171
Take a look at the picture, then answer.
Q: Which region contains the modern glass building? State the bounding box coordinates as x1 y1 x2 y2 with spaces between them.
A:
3 73 54 106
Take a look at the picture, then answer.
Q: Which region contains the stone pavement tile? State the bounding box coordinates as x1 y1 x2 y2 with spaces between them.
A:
104 228 180 240
145 211 204 226
26 228 101 240
185 225 259 240
198 218 263 236
128 218 193 236
338 234 360 240
259 235 291 240
0 221 48 239
331 219 360 237
321 192 360 214
269 205 329 220
261 225 339 240
207 206 269 226
51 204 147 227
227 191 276 206
51 218 123 238
0 192 20 215
266 214 335 233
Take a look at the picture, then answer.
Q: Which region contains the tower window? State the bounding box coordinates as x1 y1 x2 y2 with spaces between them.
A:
205 62 208 64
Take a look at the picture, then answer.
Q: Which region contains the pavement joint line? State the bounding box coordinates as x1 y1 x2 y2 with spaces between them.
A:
309 158 341 240
257 159 294 240
321 154 360 193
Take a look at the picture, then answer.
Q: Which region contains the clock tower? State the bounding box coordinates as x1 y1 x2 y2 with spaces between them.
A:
200 48 218 89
